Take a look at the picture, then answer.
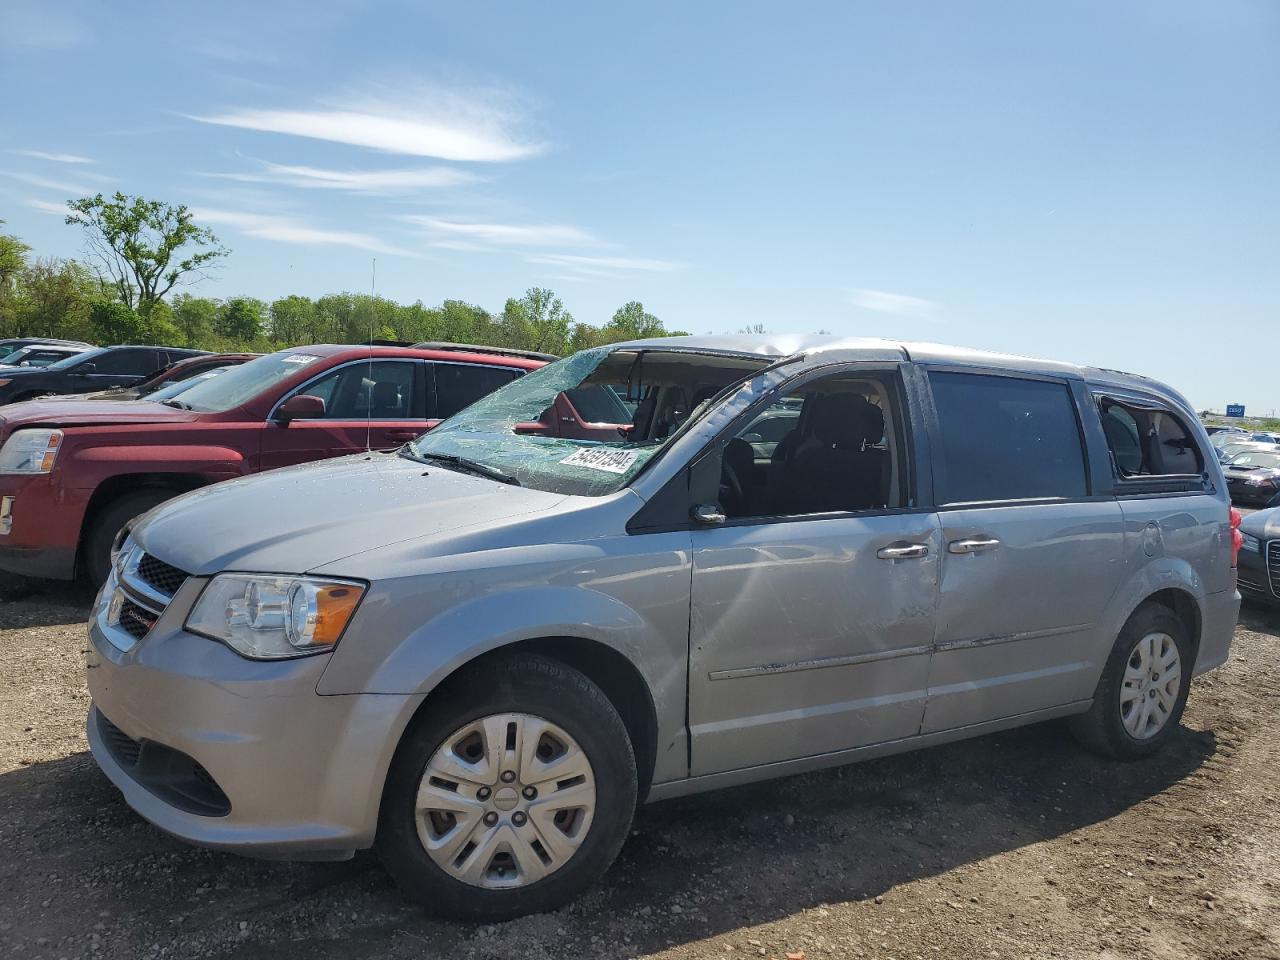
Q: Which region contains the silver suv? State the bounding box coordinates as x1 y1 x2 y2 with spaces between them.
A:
85 336 1241 920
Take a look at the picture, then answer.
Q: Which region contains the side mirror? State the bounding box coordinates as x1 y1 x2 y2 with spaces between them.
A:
275 394 326 423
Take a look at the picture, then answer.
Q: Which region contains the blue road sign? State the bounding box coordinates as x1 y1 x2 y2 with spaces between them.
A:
1226 404 1246 418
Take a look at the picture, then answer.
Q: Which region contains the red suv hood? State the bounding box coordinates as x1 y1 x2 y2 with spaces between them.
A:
0 399 199 434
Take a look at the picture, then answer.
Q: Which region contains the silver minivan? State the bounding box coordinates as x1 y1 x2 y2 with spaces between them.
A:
85 335 1241 919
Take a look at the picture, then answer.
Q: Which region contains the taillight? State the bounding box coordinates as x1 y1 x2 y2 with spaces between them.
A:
1229 507 1244 568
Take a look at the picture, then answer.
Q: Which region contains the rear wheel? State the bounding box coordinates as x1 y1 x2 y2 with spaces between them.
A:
1070 604 1192 759
377 654 637 920
82 489 175 587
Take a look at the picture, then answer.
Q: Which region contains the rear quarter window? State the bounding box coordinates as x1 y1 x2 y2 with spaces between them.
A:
1098 398 1203 479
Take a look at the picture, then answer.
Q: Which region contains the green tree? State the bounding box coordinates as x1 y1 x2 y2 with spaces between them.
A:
172 294 219 347
88 299 147 343
0 222 31 332
16 258 97 339
606 300 665 341
215 297 266 340
508 287 572 354
268 295 316 343
65 193 228 312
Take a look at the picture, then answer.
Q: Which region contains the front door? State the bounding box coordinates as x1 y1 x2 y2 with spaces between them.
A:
260 359 429 470
921 369 1125 732
688 368 939 776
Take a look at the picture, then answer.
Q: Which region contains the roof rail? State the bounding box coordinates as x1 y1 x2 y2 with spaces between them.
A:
410 341 560 362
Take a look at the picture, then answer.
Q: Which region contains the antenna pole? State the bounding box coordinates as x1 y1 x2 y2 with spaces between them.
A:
365 258 376 453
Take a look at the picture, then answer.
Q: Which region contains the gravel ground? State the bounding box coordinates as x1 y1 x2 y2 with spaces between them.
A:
1 577 1277 960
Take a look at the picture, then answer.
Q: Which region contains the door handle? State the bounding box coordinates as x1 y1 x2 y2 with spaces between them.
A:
948 537 1002 555
876 542 930 560
386 430 421 441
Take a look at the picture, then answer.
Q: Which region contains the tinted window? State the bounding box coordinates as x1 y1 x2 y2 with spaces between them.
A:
433 363 521 419
930 371 1087 503
721 374 902 519
298 360 418 419
1098 398 1202 477
91 348 157 376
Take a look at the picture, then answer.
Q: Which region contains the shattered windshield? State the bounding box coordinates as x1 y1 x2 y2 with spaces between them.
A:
405 346 769 496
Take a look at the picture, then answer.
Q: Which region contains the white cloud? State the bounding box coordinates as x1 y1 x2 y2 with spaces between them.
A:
847 287 941 320
190 208 416 257
24 198 69 215
0 170 97 196
12 150 94 164
527 253 682 273
405 216 594 248
192 86 542 162
207 161 478 195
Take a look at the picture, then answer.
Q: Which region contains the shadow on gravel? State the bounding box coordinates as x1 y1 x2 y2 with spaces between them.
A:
0 716 1217 959
0 578 95 629
1239 599 1280 634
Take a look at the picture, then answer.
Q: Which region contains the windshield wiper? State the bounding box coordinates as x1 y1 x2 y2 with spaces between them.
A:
402 450 521 486
159 399 191 410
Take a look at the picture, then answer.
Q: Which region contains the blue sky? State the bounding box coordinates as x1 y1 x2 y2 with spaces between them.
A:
1 0 1276 411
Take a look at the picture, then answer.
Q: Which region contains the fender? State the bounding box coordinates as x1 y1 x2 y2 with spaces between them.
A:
1094 554 1207 673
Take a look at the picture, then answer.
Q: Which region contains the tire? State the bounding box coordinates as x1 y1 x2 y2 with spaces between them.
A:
1069 604 1193 759
82 489 175 587
377 653 637 921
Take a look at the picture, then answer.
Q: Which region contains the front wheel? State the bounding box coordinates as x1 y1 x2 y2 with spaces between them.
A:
1070 604 1192 759
82 489 175 587
377 654 637 920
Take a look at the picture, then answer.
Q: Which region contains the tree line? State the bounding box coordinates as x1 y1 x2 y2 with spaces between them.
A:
0 193 687 357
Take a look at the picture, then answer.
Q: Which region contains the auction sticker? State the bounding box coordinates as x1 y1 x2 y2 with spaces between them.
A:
282 354 321 364
560 448 639 474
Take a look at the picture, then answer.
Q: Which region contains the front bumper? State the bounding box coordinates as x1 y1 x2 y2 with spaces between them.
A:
0 474 86 579
1227 481 1279 506
1237 541 1279 607
85 572 422 860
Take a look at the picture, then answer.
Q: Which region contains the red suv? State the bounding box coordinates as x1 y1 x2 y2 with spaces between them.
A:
0 343 547 584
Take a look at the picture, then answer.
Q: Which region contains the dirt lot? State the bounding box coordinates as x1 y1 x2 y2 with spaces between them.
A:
1 578 1277 960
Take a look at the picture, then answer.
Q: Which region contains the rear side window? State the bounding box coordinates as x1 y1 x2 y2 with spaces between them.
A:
433 363 522 419
92 348 158 376
929 371 1088 504
1098 398 1202 478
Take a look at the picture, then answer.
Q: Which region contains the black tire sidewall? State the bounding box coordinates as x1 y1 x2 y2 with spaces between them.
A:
83 490 174 586
377 654 638 921
1091 606 1193 758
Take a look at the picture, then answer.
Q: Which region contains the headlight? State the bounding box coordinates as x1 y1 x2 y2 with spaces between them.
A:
1241 533 1261 553
186 574 365 659
0 429 63 474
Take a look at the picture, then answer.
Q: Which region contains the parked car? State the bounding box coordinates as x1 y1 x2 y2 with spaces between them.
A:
0 345 208 405
0 343 551 584
1237 507 1280 606
1214 439 1278 463
83 335 1240 920
39 352 260 403
0 337 90 361
1205 425 1247 437
1222 450 1280 506
0 343 91 368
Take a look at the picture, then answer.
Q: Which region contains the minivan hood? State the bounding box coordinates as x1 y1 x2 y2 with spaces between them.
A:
1241 507 1280 540
133 452 567 576
0 399 198 432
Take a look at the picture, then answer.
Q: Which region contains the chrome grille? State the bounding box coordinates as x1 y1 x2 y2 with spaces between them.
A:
1268 540 1280 598
137 553 188 598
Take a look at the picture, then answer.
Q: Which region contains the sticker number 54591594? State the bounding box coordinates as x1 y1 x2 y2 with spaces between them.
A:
559 447 639 474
